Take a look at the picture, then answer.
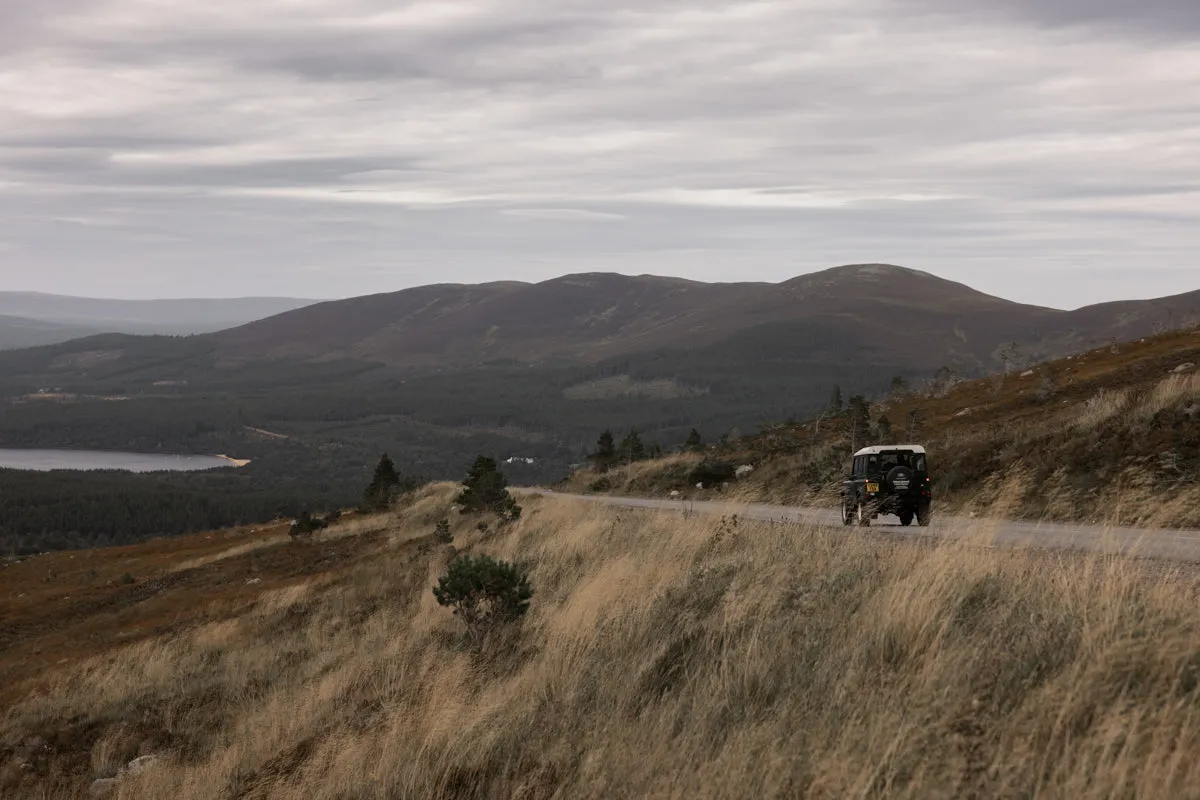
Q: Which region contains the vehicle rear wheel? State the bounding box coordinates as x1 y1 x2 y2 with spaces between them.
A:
841 498 853 526
898 511 914 527
917 505 932 527
857 502 871 527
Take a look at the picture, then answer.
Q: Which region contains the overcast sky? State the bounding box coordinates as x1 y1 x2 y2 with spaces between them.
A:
2 0 1198 308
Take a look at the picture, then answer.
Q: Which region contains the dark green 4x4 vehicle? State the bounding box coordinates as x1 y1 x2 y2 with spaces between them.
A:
841 445 932 527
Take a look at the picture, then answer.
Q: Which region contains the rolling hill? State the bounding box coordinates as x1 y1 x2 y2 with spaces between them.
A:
0 264 1197 509
210 264 1200 371
0 314 100 351
0 292 318 343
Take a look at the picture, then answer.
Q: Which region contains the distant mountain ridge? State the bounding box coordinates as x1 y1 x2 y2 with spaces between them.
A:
210 264 1200 372
0 314 101 351
0 292 318 349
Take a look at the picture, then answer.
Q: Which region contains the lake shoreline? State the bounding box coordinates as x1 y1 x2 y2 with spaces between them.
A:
0 447 251 473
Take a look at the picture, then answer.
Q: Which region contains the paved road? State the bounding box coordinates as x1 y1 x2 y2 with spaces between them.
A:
522 490 1200 563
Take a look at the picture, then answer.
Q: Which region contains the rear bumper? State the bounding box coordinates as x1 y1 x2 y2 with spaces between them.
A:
867 494 929 514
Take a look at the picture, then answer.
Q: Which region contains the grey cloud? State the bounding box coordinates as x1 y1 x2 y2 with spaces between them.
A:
907 0 1200 37
2 149 113 175
0 0 1197 308
53 10 620 85
1033 183 1200 200
89 157 422 189
0 133 221 150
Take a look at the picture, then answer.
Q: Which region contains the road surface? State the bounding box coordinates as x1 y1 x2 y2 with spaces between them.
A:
522 490 1200 563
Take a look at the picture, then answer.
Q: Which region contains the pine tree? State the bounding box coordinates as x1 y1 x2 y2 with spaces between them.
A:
618 428 646 465
684 428 703 451
363 453 401 511
589 430 617 473
455 455 521 520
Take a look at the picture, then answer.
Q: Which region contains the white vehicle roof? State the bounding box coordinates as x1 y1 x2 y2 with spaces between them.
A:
854 444 926 457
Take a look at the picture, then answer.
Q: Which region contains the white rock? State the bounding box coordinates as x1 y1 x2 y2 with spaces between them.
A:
668 490 681 498
696 482 704 489
1020 370 1035 377
245 578 262 586
735 464 755 478
1172 362 1196 374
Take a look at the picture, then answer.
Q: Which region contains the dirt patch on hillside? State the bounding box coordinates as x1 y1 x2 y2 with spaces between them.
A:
0 520 388 710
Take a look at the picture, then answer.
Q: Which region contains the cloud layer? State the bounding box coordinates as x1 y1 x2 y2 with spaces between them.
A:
2 0 1198 307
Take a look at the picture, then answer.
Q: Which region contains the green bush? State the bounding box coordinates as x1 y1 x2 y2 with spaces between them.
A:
432 554 533 643
456 456 522 521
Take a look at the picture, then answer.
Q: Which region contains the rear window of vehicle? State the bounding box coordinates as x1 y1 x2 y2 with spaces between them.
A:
869 452 927 473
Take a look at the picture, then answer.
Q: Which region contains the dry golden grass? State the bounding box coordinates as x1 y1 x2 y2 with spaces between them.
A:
561 451 705 496
1070 370 1200 432
4 491 1200 799
1139 371 1200 420
1073 387 1133 430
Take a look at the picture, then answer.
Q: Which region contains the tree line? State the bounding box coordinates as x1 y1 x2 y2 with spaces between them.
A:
0 468 354 556
585 426 708 473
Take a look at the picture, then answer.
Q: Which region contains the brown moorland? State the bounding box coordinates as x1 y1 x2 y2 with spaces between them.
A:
3 487 1200 798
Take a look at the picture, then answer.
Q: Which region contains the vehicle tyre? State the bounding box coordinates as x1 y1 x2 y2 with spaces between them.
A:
857 502 871 527
898 511 914 527
841 497 853 526
917 505 932 527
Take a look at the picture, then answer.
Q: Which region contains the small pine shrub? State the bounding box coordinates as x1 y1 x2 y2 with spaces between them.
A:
456 456 522 522
432 554 533 644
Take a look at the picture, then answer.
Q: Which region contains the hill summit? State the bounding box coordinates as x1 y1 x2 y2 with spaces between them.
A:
210 264 1200 370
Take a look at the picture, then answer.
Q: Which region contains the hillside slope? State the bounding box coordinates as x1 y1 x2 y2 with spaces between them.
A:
571 325 1200 529
212 264 1200 370
3 490 1200 798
